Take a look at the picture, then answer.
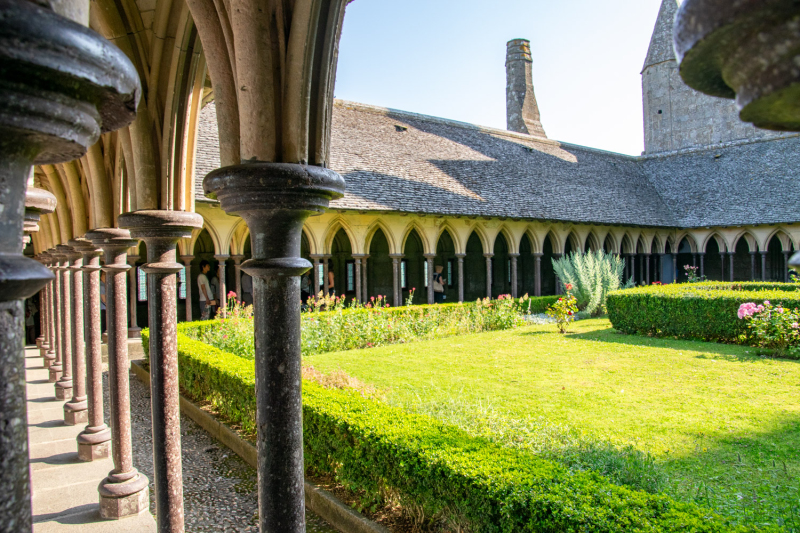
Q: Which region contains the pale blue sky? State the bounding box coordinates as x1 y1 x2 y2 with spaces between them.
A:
334 0 666 156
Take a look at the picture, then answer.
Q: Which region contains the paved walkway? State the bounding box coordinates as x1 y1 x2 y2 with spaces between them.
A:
26 347 156 532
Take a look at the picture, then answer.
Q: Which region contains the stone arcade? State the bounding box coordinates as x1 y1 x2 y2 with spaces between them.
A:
4 0 800 533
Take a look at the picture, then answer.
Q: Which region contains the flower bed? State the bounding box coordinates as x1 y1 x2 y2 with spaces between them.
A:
140 328 764 532
607 282 800 346
185 295 556 359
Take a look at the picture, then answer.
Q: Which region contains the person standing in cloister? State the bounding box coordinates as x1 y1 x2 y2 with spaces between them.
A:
198 260 216 320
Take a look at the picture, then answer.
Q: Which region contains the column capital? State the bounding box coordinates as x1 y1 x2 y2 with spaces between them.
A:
508 253 520 258
231 254 245 263
532 252 543 258
214 254 230 262
86 228 138 272
423 253 437 260
759 250 768 255
351 253 369 259
455 253 467 259
180 255 194 264
389 253 404 259
483 253 494 259
118 211 203 275
309 254 325 260
126 254 140 265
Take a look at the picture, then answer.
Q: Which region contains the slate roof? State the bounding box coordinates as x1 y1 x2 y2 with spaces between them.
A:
194 99 800 229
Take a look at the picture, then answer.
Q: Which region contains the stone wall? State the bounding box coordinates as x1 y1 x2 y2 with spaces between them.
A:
642 60 786 154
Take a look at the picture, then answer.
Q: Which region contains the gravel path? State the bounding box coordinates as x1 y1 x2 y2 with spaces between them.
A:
103 369 337 533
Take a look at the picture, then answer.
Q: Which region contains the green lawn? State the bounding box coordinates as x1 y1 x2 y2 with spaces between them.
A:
304 318 800 530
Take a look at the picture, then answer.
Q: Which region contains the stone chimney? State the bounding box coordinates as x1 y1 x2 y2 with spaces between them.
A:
506 39 547 138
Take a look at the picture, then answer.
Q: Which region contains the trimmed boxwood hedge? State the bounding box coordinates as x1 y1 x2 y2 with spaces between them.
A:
141 326 770 532
607 282 800 343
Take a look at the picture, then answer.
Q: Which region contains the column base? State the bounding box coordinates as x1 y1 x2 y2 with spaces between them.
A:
54 382 72 401
127 327 141 338
98 473 150 519
77 426 112 461
48 364 62 383
64 400 88 425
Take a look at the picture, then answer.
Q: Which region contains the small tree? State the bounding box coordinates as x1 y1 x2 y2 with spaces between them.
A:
552 250 629 316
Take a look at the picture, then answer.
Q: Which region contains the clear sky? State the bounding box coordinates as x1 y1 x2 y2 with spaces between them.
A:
334 0 666 156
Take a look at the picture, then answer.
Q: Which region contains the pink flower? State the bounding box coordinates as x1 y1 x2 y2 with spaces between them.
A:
792 323 799 329
564 283 573 291
764 300 771 306
227 291 236 298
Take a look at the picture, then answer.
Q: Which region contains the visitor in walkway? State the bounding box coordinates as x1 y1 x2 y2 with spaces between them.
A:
327 259 335 296
301 274 311 304
198 260 216 320
25 298 37 345
433 265 446 304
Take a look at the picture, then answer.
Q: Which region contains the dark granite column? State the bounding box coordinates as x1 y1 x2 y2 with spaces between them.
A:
119 210 203 532
181 255 194 321
671 253 678 284
484 253 493 299
54 246 74 401
719 252 726 282
553 253 563 294
631 254 638 284
204 162 344 533
37 266 50 360
127 254 141 337
309 255 322 298
63 242 88 425
424 253 435 304
323 255 331 297
750 252 757 281
699 253 705 279
761 251 768 281
509 253 519 298
232 255 244 301
533 252 542 296
353 256 363 304
692 253 697 267
361 254 369 302
645 253 651 285
390 254 403 306
785 251 792 282
215 254 229 317
75 239 111 461
88 228 149 519
456 253 465 302
0 2 138 528
728 251 735 281
39 253 56 367
45 254 58 370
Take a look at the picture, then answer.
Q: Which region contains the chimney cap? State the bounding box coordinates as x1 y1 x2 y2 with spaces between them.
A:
506 39 532 63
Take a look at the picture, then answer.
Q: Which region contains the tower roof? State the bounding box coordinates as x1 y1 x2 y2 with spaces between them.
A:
642 0 679 72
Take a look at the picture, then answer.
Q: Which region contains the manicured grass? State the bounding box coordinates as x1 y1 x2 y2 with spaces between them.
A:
305 319 800 530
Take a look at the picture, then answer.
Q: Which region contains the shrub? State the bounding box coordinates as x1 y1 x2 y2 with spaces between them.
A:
141 328 766 532
738 300 800 357
552 250 629 316
546 288 578 333
186 296 535 359
607 281 800 345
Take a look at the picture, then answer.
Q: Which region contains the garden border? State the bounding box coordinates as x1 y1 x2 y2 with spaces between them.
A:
130 360 389 533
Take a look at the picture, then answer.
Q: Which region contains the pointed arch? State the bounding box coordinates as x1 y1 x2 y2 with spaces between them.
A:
323 217 357 255
604 232 620 254
365 219 399 255
763 228 793 252
584 231 601 253
651 234 665 254
436 222 463 254
676 232 699 254
522 228 540 254
466 224 491 255
401 221 433 255
732 230 758 252
702 233 728 253
494 225 518 255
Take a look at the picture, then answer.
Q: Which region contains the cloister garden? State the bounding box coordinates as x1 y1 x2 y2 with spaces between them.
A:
147 251 800 532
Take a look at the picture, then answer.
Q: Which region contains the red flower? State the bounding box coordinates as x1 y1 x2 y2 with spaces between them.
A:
564 283 573 291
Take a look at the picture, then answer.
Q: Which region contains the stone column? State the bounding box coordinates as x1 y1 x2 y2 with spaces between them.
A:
49 252 65 384
181 255 194 321
127 254 141 337
631 254 638 284
45 255 58 371
484 253 493 299
424 253 436 304
671 253 678 284
645 253 651 285
353 256 363 303
750 252 757 281
36 275 48 355
203 162 345 533
456 254 466 302
553 253 563 294
309 255 322 298
728 251 736 281
0 3 139 528
87 228 149 519
63 242 88 425
75 240 111 461
509 253 519 298
692 253 697 268
761 251 768 281
699 253 705 279
719 252 726 281
390 254 403 306
232 255 245 300
361 255 369 302
533 253 542 296
40 254 56 367
215 254 229 316
323 255 331 296
785 251 792 282
119 210 203 532
54 246 73 401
